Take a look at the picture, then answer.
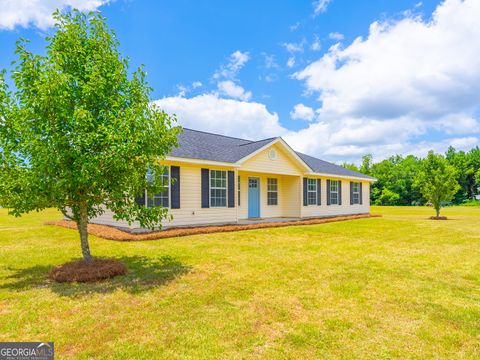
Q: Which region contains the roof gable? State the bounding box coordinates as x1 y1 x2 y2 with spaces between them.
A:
239 142 307 175
168 128 375 181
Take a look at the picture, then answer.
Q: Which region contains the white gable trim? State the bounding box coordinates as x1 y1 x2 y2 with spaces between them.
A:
235 138 312 172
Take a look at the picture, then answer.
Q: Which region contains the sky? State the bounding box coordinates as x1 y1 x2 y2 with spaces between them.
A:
0 0 479 164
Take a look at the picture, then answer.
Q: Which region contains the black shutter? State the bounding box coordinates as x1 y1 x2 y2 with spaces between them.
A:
303 178 308 206
360 182 363 205
135 191 146 207
317 179 321 205
350 182 354 205
327 179 331 205
228 171 235 208
201 168 209 208
338 180 342 205
171 166 180 209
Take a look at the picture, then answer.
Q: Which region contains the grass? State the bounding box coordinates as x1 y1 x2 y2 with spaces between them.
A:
0 206 479 359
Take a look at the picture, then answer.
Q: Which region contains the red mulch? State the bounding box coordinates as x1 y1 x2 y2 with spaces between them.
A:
429 216 448 220
45 213 381 242
48 258 127 283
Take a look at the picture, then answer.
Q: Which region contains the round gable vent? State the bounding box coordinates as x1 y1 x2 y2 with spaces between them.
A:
268 149 278 160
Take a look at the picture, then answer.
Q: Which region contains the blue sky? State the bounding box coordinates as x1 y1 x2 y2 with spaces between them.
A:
1 0 479 163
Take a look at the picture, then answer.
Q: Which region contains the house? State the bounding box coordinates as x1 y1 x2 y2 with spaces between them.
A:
91 128 376 231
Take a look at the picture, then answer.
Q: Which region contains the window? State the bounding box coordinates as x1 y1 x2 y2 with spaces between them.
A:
329 180 339 205
307 178 317 205
238 176 241 206
352 182 360 204
147 168 170 208
210 170 227 207
267 178 278 205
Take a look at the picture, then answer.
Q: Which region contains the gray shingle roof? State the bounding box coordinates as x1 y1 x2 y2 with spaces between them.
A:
169 128 374 180
296 152 375 180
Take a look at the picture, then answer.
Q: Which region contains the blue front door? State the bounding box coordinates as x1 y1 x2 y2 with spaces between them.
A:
248 177 260 218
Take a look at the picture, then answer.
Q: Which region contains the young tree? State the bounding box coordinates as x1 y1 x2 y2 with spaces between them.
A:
0 10 180 262
414 151 460 218
476 168 480 196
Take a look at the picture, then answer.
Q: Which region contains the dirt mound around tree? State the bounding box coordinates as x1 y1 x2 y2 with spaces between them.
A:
429 216 448 220
48 258 126 282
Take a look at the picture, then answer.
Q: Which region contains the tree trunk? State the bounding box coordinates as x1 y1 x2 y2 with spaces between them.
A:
78 202 93 262
435 206 440 218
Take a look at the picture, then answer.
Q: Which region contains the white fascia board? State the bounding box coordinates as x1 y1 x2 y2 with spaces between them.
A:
307 171 377 182
164 156 240 168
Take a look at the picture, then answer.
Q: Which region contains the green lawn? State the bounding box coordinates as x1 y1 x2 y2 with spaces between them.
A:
0 206 479 359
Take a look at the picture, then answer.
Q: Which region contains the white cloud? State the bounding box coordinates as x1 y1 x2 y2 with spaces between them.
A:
313 0 332 15
290 22 300 31
311 35 321 51
297 0 480 121
153 94 287 140
214 50 250 80
192 81 203 89
176 84 188 97
289 0 480 162
213 50 253 100
290 104 315 121
328 32 344 41
217 80 252 101
286 57 295 68
175 81 203 97
284 116 425 162
283 41 305 53
283 40 305 69
435 113 480 135
263 53 280 69
0 0 109 30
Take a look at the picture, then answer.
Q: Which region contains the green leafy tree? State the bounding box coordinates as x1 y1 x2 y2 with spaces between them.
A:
414 151 460 217
445 147 474 202
375 188 400 206
360 154 373 175
0 10 180 262
341 162 360 172
476 168 480 194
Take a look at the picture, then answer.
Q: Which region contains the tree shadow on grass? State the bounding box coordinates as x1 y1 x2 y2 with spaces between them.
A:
0 255 192 297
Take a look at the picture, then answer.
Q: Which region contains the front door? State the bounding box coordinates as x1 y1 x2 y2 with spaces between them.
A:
248 177 260 218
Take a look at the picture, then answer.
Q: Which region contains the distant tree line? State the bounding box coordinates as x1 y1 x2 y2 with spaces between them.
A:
343 147 480 206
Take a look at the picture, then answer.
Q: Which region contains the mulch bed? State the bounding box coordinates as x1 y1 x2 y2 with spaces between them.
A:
430 216 448 220
48 258 127 282
45 213 381 242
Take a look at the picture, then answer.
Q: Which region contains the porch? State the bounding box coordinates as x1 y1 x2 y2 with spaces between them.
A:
237 217 301 225
237 171 302 220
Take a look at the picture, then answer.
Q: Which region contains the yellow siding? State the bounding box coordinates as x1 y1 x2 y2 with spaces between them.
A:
282 175 301 217
240 143 304 175
90 207 140 229
237 173 300 219
301 178 370 218
91 163 237 229
89 149 371 229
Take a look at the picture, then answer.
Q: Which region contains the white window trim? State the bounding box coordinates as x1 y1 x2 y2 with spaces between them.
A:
210 170 228 208
330 180 339 205
146 168 170 209
352 182 360 205
267 178 278 206
307 178 317 205
238 176 241 207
